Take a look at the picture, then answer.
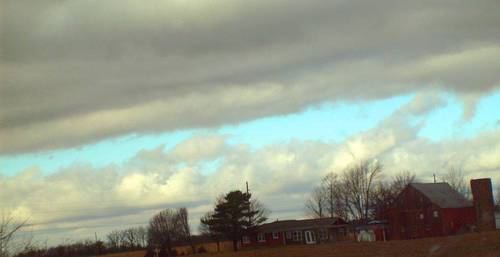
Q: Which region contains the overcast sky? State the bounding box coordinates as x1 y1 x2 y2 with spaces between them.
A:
1 0 500 245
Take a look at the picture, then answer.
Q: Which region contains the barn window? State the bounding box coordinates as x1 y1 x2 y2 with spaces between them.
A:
285 231 292 239
242 236 250 244
272 232 279 239
257 233 265 242
419 213 424 220
433 211 439 218
292 231 302 241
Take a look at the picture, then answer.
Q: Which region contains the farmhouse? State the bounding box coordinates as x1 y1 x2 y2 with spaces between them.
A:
241 217 349 247
386 178 496 240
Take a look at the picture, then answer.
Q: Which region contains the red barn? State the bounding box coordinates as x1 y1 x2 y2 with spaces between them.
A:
386 182 476 240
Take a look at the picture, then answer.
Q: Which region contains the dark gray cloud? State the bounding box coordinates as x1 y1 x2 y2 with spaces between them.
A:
1 0 500 153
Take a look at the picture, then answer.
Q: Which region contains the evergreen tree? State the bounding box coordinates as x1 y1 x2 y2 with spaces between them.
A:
201 190 268 251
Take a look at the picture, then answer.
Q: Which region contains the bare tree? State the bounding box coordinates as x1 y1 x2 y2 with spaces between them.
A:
176 207 195 254
147 208 184 257
340 160 382 222
322 173 349 220
392 170 416 193
304 160 384 223
123 228 138 248
305 187 326 218
136 226 148 248
106 230 121 250
199 212 223 253
305 173 348 219
0 212 29 257
441 167 470 199
249 199 270 225
116 230 127 250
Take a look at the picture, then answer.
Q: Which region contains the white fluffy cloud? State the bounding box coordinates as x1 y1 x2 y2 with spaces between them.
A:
2 95 499 243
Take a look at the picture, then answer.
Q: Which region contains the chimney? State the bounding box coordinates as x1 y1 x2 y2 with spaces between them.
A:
471 178 496 231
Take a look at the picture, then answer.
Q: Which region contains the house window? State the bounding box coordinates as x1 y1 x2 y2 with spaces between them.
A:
272 232 279 239
292 231 302 242
433 211 439 218
319 229 328 240
242 236 250 244
257 233 265 242
285 231 292 239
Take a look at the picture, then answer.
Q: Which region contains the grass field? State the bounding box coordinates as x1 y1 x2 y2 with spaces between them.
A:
97 230 500 257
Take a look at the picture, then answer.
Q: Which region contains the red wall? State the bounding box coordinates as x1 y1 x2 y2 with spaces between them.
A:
441 207 476 235
241 232 284 248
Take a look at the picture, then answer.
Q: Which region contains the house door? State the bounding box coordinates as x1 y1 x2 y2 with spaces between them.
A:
304 230 316 244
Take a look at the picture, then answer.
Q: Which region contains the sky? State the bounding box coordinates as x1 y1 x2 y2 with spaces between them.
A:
1 0 500 246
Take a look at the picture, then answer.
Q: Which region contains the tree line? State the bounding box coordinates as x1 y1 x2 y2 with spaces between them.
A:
14 207 193 257
11 190 268 257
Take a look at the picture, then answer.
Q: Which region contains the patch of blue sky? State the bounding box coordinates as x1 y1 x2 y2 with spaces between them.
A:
0 93 415 176
0 130 196 176
198 158 223 176
417 90 500 141
220 94 414 148
416 92 462 140
459 91 500 137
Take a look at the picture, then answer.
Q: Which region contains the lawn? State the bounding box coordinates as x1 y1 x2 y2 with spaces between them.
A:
96 230 500 257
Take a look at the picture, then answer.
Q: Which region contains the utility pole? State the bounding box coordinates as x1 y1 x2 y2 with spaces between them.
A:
95 232 99 256
433 174 436 183
246 181 251 224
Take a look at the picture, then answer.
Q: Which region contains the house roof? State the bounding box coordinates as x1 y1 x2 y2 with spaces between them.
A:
257 217 346 232
409 182 473 208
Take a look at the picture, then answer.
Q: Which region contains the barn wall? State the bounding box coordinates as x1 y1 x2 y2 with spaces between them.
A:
441 207 476 234
386 186 444 240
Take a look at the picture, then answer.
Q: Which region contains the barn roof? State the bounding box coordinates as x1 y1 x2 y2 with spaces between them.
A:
257 217 347 232
409 182 473 208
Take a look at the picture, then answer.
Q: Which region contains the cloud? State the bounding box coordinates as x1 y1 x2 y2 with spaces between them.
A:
399 90 446 116
2 96 500 243
168 135 227 164
2 0 500 153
